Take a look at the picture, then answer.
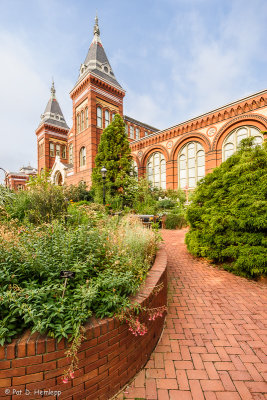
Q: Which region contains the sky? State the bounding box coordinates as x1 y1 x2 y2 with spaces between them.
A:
0 0 266 181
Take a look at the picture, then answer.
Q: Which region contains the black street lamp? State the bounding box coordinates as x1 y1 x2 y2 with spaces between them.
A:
100 166 107 206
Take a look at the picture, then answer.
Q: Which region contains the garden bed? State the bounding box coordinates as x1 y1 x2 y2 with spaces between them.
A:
0 245 167 400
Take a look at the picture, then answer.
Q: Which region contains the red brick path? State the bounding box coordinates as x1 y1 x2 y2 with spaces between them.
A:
116 229 267 400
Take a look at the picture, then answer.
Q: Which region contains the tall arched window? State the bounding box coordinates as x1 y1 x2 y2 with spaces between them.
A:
81 110 84 131
56 144 60 157
178 142 205 189
85 107 88 128
105 110 110 127
62 145 66 159
147 152 166 189
97 107 102 128
222 126 264 161
69 144 73 164
49 143 55 157
77 114 80 133
79 147 86 167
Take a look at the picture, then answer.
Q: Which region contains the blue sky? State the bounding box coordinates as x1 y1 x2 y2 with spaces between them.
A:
0 0 266 179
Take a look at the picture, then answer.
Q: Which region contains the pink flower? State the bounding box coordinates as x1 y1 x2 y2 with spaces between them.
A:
62 377 68 384
69 371 75 379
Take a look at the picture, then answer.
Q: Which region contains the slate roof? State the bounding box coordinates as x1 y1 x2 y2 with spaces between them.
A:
40 82 69 130
77 16 123 90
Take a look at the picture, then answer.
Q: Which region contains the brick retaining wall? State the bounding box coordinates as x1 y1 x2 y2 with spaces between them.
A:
0 246 167 400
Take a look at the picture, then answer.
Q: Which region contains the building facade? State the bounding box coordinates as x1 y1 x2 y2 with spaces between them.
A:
6 166 37 190
35 17 267 191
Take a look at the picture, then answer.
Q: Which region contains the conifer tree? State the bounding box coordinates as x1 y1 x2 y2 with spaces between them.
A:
92 114 132 204
185 138 267 278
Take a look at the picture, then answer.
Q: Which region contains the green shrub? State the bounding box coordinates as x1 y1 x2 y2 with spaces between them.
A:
165 213 187 229
157 199 176 209
185 138 267 278
65 182 94 202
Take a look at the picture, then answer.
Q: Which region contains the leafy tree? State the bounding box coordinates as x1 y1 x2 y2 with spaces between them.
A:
92 114 132 205
185 138 267 278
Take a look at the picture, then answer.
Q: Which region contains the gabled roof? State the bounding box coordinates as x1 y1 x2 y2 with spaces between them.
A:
77 15 123 90
39 81 69 130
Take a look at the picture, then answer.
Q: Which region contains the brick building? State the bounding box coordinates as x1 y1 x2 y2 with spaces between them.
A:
6 165 37 190
36 16 267 190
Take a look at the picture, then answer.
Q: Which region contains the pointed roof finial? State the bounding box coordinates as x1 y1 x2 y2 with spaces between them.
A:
51 78 56 99
93 12 100 36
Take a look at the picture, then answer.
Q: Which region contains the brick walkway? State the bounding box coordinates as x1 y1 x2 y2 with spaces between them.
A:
116 229 267 400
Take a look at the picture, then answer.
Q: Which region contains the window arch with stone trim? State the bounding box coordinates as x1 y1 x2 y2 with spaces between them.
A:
85 107 88 128
146 152 166 189
77 114 81 133
81 110 84 131
105 110 110 128
62 145 66 159
222 125 264 161
178 142 205 189
97 106 102 128
69 143 73 164
79 146 86 167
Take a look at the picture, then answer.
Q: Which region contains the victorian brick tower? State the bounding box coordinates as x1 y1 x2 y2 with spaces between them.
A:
67 15 125 186
36 81 69 177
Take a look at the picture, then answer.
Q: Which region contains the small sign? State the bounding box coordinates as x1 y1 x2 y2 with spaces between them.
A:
60 271 76 278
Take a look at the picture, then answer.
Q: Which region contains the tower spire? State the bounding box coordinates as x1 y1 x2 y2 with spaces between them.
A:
93 13 100 37
51 78 56 99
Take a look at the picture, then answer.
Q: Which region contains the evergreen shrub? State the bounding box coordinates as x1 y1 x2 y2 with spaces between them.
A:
165 213 187 229
185 138 267 278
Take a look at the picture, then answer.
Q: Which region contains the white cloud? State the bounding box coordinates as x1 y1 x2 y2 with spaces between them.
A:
0 30 73 183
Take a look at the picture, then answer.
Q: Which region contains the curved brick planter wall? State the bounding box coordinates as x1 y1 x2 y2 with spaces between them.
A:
0 246 167 400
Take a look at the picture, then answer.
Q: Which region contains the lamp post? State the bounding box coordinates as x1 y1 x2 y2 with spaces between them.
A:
0 167 8 188
100 166 107 206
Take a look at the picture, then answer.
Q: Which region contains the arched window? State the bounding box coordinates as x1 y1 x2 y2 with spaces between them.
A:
105 110 110 127
222 125 264 161
147 152 166 189
85 107 88 128
79 147 86 167
112 113 116 120
49 143 55 157
77 114 80 133
56 144 60 157
81 110 84 131
69 144 73 164
97 107 102 128
62 145 66 159
178 142 205 189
